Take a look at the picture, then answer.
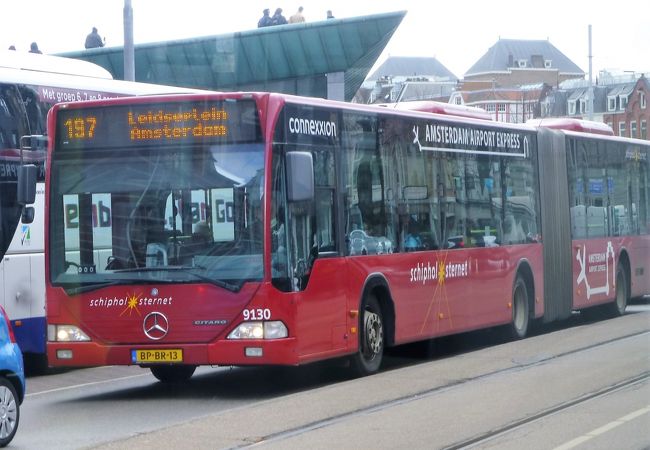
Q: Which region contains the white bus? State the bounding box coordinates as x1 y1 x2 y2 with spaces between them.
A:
0 51 202 370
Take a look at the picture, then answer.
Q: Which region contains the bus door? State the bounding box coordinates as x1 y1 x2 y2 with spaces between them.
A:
568 139 618 308
272 142 348 357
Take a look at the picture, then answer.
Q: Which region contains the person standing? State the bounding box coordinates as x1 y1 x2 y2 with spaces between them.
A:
289 6 305 23
258 9 272 27
271 8 287 25
29 42 42 54
85 27 105 49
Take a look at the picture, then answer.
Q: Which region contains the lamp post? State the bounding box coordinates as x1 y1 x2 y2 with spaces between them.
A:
587 25 594 120
124 0 135 81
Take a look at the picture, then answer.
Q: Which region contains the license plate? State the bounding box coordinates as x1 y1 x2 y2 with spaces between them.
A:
131 349 183 363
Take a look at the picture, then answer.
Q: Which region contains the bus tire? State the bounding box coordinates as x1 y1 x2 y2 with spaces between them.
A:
350 294 384 377
606 265 628 317
150 364 196 383
0 377 19 447
508 276 530 340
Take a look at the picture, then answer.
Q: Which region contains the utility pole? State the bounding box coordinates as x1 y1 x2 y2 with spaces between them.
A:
123 0 135 81
587 24 594 121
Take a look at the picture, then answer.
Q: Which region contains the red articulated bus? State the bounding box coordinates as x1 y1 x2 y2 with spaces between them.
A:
45 92 650 382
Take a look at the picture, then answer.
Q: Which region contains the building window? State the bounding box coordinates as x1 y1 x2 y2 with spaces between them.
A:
518 59 527 68
568 100 576 115
640 91 647 109
607 96 616 111
579 99 587 114
454 97 462 105
497 104 506 113
618 122 626 137
631 121 637 138
641 120 647 139
544 60 552 68
619 95 628 110
486 104 496 113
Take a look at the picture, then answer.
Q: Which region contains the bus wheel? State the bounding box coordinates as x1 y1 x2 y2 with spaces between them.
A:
350 294 384 377
508 276 530 340
150 365 196 383
606 265 628 317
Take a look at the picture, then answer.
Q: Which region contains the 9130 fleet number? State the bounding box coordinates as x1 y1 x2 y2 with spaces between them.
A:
242 308 271 320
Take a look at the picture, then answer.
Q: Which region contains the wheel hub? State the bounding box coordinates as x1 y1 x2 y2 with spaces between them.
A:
364 311 383 355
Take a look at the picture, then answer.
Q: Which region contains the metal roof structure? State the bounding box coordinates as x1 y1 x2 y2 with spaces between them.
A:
466 39 584 77
57 11 406 102
366 56 458 82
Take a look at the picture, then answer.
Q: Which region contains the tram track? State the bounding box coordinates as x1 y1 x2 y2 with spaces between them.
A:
445 372 650 449
236 329 649 449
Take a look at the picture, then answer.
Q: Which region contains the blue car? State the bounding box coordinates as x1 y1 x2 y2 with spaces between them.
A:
0 306 24 447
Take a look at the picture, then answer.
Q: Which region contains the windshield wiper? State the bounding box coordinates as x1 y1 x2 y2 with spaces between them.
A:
113 265 197 273
114 265 242 292
62 281 126 296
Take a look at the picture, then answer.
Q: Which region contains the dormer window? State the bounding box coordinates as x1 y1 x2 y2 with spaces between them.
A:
450 93 463 105
607 96 617 111
619 94 628 110
518 59 527 68
568 100 577 115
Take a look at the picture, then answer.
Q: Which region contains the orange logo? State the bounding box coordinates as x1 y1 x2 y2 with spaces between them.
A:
120 292 142 316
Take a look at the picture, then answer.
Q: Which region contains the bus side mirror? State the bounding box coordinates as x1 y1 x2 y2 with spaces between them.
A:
286 152 314 202
21 206 35 225
17 164 37 206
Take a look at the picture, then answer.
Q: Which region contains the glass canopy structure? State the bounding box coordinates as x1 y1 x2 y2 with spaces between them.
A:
57 11 406 101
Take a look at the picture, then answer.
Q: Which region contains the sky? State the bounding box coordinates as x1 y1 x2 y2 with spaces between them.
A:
2 0 648 80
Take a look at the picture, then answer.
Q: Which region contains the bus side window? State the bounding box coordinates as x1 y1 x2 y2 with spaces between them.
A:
18 86 47 135
0 84 29 150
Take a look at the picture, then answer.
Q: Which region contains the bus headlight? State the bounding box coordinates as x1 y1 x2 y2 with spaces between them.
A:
227 321 288 340
48 324 91 342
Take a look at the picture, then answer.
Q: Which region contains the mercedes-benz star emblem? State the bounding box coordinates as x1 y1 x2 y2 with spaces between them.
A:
143 312 169 340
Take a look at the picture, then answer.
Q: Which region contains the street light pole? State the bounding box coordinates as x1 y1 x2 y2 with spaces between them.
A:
587 24 594 121
123 0 135 81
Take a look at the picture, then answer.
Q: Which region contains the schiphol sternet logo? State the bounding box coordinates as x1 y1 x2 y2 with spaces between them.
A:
88 288 173 316
410 258 470 285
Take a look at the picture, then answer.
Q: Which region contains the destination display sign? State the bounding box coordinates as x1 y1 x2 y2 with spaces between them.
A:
55 100 261 150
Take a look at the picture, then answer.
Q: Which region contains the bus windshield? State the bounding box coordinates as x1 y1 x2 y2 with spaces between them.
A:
49 99 264 293
0 148 43 262
0 178 21 260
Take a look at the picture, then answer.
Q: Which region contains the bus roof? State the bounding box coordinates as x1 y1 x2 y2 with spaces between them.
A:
0 65 206 98
376 101 493 121
526 118 615 136
0 50 113 79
